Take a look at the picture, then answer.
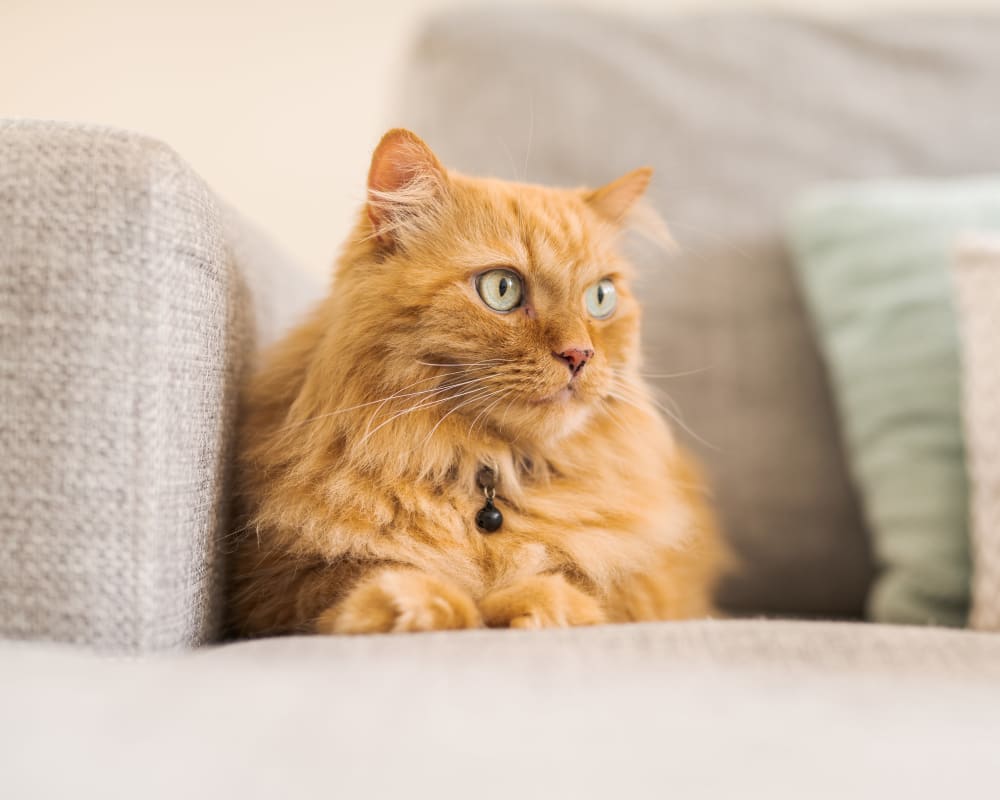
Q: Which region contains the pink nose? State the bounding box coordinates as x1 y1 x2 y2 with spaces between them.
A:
554 347 594 376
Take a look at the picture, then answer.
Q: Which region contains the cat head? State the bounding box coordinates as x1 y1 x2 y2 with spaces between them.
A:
332 129 664 446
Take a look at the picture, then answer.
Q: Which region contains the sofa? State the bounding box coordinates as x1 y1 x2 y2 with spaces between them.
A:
3 10 1000 797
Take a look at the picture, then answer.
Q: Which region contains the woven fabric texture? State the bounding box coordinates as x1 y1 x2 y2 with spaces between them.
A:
3 620 1000 798
397 10 1000 617
954 237 1000 631
0 121 267 651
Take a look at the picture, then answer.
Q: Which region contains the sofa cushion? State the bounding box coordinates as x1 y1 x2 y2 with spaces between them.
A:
395 9 1000 617
954 236 1000 631
3 620 1000 798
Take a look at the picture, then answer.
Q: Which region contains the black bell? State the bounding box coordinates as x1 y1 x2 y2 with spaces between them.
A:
476 499 503 533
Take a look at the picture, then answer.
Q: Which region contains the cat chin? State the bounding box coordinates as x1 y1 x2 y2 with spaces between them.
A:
529 386 574 405
487 395 596 445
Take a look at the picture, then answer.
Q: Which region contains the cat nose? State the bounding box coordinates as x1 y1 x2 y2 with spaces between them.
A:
554 347 594 377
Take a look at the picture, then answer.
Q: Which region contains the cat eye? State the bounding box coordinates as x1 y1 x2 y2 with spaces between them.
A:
476 268 523 313
585 278 617 319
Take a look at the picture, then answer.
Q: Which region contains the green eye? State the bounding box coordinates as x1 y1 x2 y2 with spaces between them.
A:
585 278 617 319
476 269 523 312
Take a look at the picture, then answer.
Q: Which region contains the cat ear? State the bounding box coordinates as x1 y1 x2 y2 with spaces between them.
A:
584 167 673 248
584 167 653 224
367 129 449 244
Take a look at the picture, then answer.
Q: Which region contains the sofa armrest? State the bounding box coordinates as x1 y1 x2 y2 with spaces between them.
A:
0 120 317 651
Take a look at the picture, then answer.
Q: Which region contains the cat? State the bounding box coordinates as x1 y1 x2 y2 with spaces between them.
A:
228 128 724 635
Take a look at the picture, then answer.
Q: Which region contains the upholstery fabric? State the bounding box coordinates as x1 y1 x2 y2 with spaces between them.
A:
954 237 1000 631
221 201 322 352
396 10 1000 616
0 120 317 652
3 620 1000 798
788 180 1000 626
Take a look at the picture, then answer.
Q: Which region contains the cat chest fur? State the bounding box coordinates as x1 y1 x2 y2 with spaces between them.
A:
295 446 692 601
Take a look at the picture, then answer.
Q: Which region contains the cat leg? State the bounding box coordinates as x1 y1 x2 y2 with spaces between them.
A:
479 573 606 629
315 565 482 635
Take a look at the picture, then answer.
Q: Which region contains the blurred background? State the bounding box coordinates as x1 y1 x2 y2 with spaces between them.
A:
3 0 995 278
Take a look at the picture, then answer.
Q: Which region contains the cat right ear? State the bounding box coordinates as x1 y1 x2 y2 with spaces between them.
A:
367 129 449 247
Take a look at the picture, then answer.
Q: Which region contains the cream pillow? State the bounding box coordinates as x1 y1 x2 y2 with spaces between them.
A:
953 236 1000 631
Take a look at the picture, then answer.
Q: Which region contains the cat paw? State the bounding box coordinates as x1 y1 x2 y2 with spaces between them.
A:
315 567 482 634
480 574 607 629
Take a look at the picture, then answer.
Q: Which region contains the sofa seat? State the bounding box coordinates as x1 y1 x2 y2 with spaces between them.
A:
4 620 999 798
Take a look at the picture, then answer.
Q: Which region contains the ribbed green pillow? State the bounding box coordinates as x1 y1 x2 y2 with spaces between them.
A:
788 179 1000 627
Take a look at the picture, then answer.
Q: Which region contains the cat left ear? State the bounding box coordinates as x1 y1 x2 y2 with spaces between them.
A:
367 129 449 246
584 167 653 224
584 166 673 248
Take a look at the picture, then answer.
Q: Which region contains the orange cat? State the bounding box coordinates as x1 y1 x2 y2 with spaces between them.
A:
228 129 724 635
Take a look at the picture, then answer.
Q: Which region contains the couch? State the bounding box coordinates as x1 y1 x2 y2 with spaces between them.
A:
3 10 1000 797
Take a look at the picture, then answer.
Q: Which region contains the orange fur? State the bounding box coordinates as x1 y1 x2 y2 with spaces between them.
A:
228 129 726 636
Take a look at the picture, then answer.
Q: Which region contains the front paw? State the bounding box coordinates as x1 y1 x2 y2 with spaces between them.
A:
315 567 482 635
480 574 606 629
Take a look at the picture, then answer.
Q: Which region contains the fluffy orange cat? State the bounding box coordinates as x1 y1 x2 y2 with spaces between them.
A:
228 129 724 635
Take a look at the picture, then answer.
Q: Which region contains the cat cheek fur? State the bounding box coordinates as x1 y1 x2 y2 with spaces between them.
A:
227 128 727 636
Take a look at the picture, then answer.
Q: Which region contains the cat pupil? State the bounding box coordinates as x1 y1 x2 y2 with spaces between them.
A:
499 278 508 296
597 284 605 304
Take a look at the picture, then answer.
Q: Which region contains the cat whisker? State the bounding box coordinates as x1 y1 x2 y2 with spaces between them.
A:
276 369 496 433
366 372 494 410
419 386 506 450
500 390 521 431
416 358 513 368
623 378 691 432
360 374 496 441
607 380 718 452
359 384 496 445
658 218 756 262
467 389 512 439
221 518 260 546
497 134 520 182
599 398 634 440
522 94 534 182
610 371 688 421
612 365 714 381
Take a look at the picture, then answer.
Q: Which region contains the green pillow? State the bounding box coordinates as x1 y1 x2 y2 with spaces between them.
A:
788 179 1000 627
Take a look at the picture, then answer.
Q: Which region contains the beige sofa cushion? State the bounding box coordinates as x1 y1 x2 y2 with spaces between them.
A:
3 621 1000 798
954 236 1000 631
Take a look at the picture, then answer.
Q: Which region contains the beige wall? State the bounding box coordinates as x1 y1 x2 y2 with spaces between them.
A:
3 0 996 277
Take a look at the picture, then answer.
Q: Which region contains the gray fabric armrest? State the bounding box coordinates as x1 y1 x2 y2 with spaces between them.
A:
0 120 318 651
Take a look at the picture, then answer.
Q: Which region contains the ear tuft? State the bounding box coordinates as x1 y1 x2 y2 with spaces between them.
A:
367 129 448 245
584 167 654 224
